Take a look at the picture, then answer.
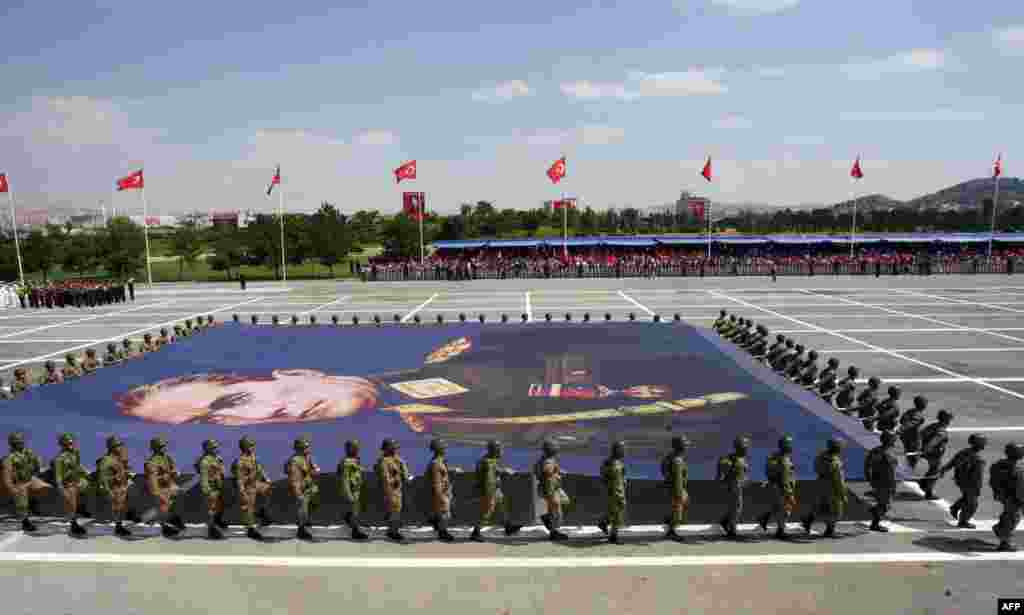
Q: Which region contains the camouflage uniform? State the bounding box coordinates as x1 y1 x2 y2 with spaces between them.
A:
144 437 185 537
103 343 121 367
375 439 410 541
759 436 797 539
196 439 228 539
535 440 571 541
712 311 729 333
157 329 172 348
62 355 83 381
121 339 138 360
141 334 157 354
991 443 1023 551
96 436 134 536
598 441 627 544
51 433 91 536
919 411 953 500
856 378 881 430
940 434 987 528
717 437 751 538
232 436 273 540
470 440 521 542
81 350 100 374
834 367 859 411
42 361 63 385
864 431 899 532
286 436 319 540
898 396 927 469
337 440 368 540
874 387 902 433
0 432 50 531
802 440 848 538
12 368 33 395
661 436 689 541
428 439 455 541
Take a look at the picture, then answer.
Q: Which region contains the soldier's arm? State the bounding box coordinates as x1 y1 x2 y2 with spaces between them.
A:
96 458 112 492
0 458 15 493
144 461 160 494
430 460 442 494
939 450 965 475
287 460 303 497
199 459 211 493
54 455 68 487
340 463 355 502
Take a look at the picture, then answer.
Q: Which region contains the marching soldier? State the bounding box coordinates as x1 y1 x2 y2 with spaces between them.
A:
470 440 522 542
874 386 902 433
196 439 229 539
103 343 121 366
765 338 792 368
991 443 1023 552
759 435 796 540
855 377 882 430
712 310 729 332
785 347 811 380
939 433 987 529
232 436 273 541
375 438 410 542
143 436 185 538
82 349 100 374
598 441 628 544
801 439 848 538
864 431 899 532
717 314 738 337
819 357 840 385
156 328 172 348
918 410 954 500
717 436 751 539
12 367 33 395
817 365 839 403
0 377 12 400
834 366 858 412
535 439 571 541
96 436 135 537
661 435 689 541
898 396 928 469
184 320 195 336
427 439 455 542
62 354 83 380
52 433 92 537
286 436 320 541
337 439 369 540
121 339 138 360
141 334 157 354
796 350 820 386
1 432 50 532
174 325 185 339
43 360 63 385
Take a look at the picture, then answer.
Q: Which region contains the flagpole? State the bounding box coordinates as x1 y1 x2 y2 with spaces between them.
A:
850 195 858 259
562 193 568 259
988 173 1001 263
6 181 25 283
706 200 711 259
279 178 287 283
419 194 424 264
140 185 153 286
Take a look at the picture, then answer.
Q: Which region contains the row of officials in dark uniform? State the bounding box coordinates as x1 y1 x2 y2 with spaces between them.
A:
714 310 1024 552
15 278 135 309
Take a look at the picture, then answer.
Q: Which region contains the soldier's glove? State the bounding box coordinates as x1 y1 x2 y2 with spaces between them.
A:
451 466 465 474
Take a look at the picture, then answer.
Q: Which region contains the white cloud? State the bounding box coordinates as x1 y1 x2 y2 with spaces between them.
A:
993 26 1024 54
712 114 753 129
471 80 532 102
561 70 726 100
353 130 398 146
840 49 947 80
839 110 985 122
709 0 801 15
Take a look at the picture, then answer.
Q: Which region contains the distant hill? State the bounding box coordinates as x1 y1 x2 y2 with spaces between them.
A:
905 177 1024 210
831 193 905 212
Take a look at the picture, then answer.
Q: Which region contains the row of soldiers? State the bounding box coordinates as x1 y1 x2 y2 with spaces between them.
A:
714 310 1024 551
0 316 217 398
16 279 134 310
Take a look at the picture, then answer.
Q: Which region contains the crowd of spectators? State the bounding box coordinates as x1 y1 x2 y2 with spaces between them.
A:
365 244 1024 281
14 278 135 309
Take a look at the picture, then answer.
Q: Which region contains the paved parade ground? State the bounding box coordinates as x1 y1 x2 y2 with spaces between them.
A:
2 275 1024 614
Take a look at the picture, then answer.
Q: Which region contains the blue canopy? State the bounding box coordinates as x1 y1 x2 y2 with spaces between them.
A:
542 238 604 247
433 240 489 249
604 238 658 247
655 237 707 245
486 239 544 248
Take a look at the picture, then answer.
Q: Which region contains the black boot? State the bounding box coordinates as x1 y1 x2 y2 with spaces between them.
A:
775 527 788 540
718 515 730 535
350 525 369 540
608 529 622 545
665 527 684 542
597 518 609 535
540 513 552 531
114 522 132 537
21 518 37 533
801 514 814 534
257 509 273 527
504 523 523 536
296 524 314 541
948 501 961 521
470 527 485 542
161 523 180 538
757 513 770 532
69 520 87 537
170 515 186 530
247 527 265 541
549 529 569 541
208 525 226 540
822 523 838 538
387 529 405 542
869 508 888 532
76 506 92 519
997 541 1017 552
214 514 229 530
125 510 143 524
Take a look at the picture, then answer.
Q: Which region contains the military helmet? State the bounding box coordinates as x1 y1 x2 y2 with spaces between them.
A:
206 315 215 324
429 438 447 454
776 334 785 343
757 325 767 334
778 435 794 451
294 436 311 452
729 315 737 322
160 328 168 336
202 439 220 454
879 431 897 446
671 434 689 451
827 358 840 368
185 319 193 327
150 436 168 452
239 436 256 451
868 377 881 389
65 353 77 364
122 339 131 348
45 360 55 370
86 349 96 357
106 435 123 450
144 333 152 341
107 342 117 352
937 410 954 423
345 439 360 456
8 431 25 447
381 438 398 452
887 386 901 398
486 439 502 457
1005 443 1023 460
58 432 75 447
967 433 988 448
734 436 751 453
826 438 844 452
807 350 818 361
611 440 626 459
542 439 559 456
794 344 805 353
785 339 794 348
848 366 859 377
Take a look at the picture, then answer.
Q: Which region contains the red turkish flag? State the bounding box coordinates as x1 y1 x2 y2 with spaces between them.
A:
403 192 425 220
395 160 417 183
117 170 144 191
0 173 8 194
553 198 576 210
994 154 1003 179
700 157 712 182
688 199 705 219
850 157 863 179
547 157 566 184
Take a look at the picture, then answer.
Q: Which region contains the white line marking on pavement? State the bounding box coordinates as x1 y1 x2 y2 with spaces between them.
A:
618 291 656 317
798 289 1024 346
940 518 1024 531
948 426 1024 433
894 289 1024 315
0 300 175 339
709 290 1024 401
400 293 438 323
0 297 265 371
0 339 103 344
0 533 23 551
776 327 1024 334
1 551 1022 568
898 481 954 515
300 296 349 316
822 348 1024 354
524 292 533 322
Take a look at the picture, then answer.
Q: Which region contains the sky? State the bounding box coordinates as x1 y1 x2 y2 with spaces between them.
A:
0 0 1022 216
